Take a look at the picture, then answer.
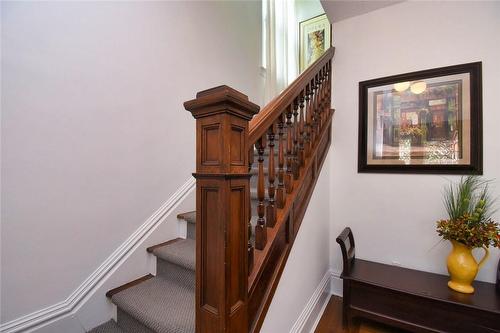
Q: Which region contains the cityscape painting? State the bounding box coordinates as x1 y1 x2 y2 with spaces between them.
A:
358 62 482 174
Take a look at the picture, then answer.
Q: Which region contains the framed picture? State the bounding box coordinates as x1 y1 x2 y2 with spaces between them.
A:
358 62 482 174
299 13 331 73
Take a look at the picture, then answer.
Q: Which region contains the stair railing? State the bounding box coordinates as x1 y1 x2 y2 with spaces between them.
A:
185 47 335 333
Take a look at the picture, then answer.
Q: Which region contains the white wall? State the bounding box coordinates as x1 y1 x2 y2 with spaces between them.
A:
1 0 263 326
261 156 331 333
320 1 401 23
327 1 500 285
295 0 325 23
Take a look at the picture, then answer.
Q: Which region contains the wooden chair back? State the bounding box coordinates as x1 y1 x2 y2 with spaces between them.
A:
336 227 356 276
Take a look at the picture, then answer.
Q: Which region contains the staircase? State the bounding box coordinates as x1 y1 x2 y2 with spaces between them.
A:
89 217 196 333
88 47 335 333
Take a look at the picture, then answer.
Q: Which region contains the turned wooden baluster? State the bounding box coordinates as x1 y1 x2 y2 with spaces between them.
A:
322 65 328 123
298 91 305 166
266 125 276 227
248 149 254 273
317 68 325 129
292 98 300 180
255 138 267 250
310 78 318 144
304 84 312 158
276 114 286 208
309 82 316 145
326 60 332 115
317 70 323 130
313 74 321 142
285 105 294 193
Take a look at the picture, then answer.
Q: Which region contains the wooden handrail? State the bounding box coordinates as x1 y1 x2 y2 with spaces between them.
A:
185 47 335 333
249 47 335 145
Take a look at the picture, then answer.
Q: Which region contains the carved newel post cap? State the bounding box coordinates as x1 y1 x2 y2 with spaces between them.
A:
184 85 260 120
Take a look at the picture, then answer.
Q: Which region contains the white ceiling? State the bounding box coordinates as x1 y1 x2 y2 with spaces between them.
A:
320 0 403 22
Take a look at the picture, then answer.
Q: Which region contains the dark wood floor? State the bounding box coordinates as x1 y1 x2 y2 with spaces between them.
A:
315 296 406 333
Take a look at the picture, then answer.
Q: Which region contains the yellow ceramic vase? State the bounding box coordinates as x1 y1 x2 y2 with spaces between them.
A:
447 240 489 294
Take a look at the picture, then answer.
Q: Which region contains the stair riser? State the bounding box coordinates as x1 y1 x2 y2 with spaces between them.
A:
156 259 195 289
187 222 195 240
117 309 154 333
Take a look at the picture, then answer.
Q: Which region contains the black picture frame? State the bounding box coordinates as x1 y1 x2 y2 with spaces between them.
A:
358 62 482 174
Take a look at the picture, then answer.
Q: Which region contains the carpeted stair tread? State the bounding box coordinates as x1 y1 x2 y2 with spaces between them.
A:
177 211 196 224
250 166 278 176
87 320 124 333
111 276 194 333
152 238 195 271
253 144 284 156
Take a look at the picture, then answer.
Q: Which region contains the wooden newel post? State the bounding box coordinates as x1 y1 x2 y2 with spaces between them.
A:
184 85 259 333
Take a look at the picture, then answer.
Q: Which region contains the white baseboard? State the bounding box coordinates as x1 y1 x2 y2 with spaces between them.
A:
289 270 332 333
0 177 195 333
288 270 344 333
306 291 331 333
330 271 343 297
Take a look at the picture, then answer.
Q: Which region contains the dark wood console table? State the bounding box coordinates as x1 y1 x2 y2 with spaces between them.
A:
336 228 500 333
